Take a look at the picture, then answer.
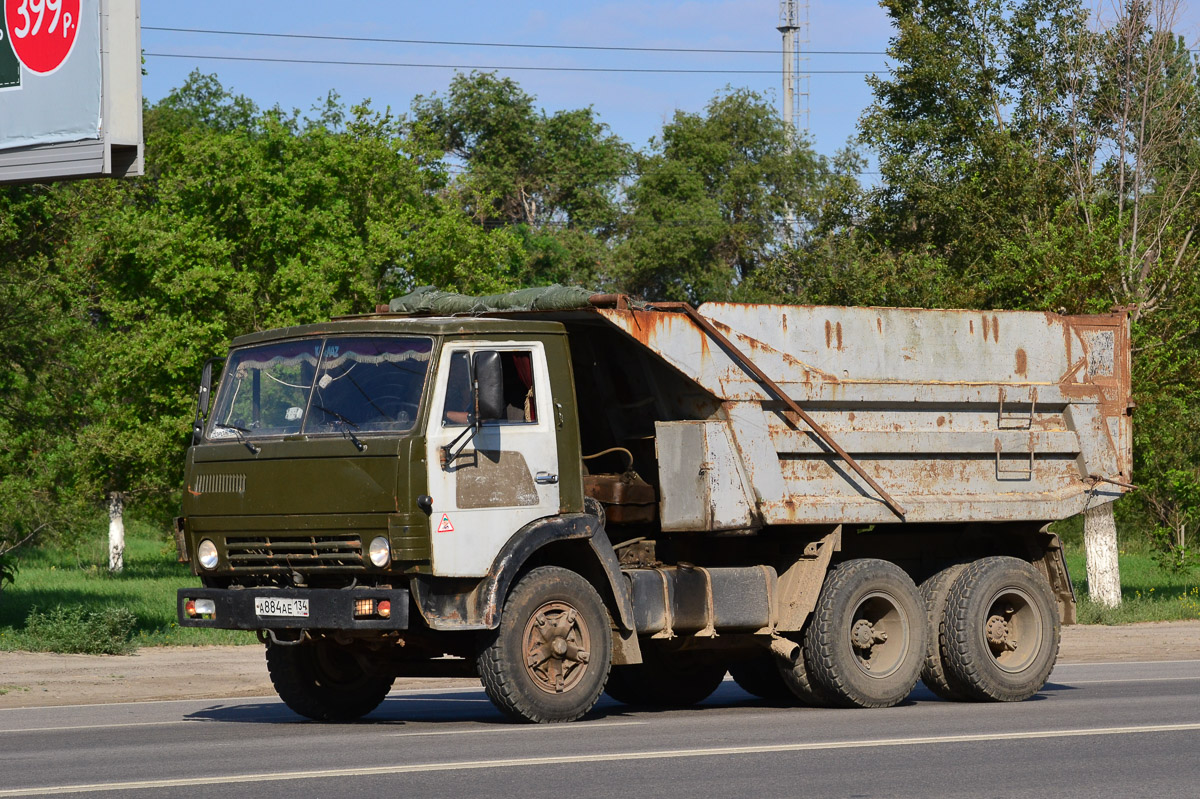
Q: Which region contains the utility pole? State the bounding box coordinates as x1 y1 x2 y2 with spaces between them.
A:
778 0 809 240
777 0 809 139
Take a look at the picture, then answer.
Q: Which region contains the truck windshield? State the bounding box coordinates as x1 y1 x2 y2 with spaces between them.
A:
208 336 432 440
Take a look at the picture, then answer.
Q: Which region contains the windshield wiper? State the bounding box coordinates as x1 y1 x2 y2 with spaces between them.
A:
213 422 260 454
313 405 366 452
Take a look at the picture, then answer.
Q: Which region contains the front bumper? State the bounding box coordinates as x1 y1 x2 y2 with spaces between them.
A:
177 586 411 630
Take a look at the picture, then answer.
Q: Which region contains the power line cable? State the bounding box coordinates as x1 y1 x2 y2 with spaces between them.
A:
143 52 878 75
142 26 888 56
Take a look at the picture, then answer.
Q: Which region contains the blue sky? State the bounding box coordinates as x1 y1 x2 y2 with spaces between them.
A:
140 2 1200 163
140 1 897 159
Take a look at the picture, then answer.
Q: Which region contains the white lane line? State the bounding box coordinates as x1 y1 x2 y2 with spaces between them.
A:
4 722 1200 796
1056 659 1200 668
1058 676 1200 685
387 720 644 737
0 720 205 734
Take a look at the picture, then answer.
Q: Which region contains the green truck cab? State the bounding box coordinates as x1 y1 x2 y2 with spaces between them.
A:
179 295 1130 723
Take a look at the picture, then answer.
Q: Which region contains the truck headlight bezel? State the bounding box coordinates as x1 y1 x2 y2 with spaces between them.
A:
197 539 219 570
368 536 391 568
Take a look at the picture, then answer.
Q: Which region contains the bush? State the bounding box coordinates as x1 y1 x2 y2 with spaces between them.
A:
22 605 139 655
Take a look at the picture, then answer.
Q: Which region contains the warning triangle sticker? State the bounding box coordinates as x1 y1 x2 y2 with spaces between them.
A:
436 513 454 533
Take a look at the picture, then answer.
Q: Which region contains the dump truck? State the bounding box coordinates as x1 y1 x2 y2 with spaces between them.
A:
176 288 1133 723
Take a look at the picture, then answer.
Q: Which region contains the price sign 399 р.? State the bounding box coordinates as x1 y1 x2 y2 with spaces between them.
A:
3 0 80 76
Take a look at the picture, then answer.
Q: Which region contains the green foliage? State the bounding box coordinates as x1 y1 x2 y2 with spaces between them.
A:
411 71 631 286
1064 543 1200 624
0 518 253 649
0 71 527 533
21 605 139 655
616 87 833 303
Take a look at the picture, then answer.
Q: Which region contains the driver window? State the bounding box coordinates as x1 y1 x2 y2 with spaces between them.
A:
500 351 537 423
441 349 538 426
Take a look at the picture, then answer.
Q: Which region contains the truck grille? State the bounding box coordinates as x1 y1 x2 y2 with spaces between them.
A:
225 534 363 571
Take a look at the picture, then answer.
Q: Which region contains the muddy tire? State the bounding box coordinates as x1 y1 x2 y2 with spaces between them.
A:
803 559 926 709
775 639 835 707
942 556 1060 702
265 640 395 721
605 651 727 708
477 566 612 723
729 655 795 703
919 564 971 701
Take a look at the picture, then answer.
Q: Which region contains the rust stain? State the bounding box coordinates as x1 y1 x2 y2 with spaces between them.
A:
936 416 945 427
876 317 883 334
970 319 975 335
992 315 1000 343
825 319 833 348
847 412 856 424
835 322 844 351
1015 348 1028 376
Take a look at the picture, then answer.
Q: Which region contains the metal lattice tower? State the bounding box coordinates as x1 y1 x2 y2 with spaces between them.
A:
777 0 809 137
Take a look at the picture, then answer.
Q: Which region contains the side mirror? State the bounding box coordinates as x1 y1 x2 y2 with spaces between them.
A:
473 351 505 422
192 357 224 445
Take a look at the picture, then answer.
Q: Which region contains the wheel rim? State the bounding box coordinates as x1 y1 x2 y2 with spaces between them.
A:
848 590 911 679
522 600 592 695
981 586 1042 674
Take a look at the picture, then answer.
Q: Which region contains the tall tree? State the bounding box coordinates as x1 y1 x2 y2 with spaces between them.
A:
411 71 631 287
617 87 831 303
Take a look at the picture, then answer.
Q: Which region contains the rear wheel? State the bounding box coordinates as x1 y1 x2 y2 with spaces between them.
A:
803 559 926 708
942 557 1060 702
265 639 395 721
729 655 795 703
919 564 970 701
605 650 727 708
477 566 612 723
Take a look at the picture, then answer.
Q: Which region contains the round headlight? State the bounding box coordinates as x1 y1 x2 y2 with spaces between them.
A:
197 539 219 570
368 536 391 568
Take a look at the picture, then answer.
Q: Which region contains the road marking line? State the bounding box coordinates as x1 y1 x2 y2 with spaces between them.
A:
0 720 204 734
3 722 1200 796
1059 676 1200 685
387 720 645 737
1056 658 1200 668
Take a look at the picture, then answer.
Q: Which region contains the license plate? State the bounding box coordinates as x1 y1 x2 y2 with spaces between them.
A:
254 597 309 618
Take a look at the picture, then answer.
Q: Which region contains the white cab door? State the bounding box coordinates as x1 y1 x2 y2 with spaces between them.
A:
425 342 560 576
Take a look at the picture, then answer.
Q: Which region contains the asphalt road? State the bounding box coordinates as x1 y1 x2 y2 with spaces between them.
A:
1 660 1198 799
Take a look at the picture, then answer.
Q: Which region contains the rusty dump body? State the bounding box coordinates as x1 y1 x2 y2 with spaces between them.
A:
506 298 1132 531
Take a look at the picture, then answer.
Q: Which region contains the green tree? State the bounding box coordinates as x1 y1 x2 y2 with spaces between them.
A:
411 71 632 286
616 87 832 303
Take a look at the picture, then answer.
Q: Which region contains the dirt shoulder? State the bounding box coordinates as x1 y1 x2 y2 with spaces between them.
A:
1 621 1198 710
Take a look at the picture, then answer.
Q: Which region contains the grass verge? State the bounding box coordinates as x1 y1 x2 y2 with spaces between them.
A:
1064 542 1200 624
0 520 254 652
1 523 1196 653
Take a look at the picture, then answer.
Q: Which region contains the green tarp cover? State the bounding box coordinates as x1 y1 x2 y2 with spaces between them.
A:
388 285 596 315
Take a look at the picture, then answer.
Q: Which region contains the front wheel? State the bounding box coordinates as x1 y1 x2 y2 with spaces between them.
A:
265 639 395 721
477 566 612 723
942 557 1060 702
803 559 926 708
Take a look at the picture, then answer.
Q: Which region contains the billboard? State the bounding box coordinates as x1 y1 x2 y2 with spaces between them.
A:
0 0 141 183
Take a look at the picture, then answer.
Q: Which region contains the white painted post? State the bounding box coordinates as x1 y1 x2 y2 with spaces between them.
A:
107 491 125 573
1083 502 1121 607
